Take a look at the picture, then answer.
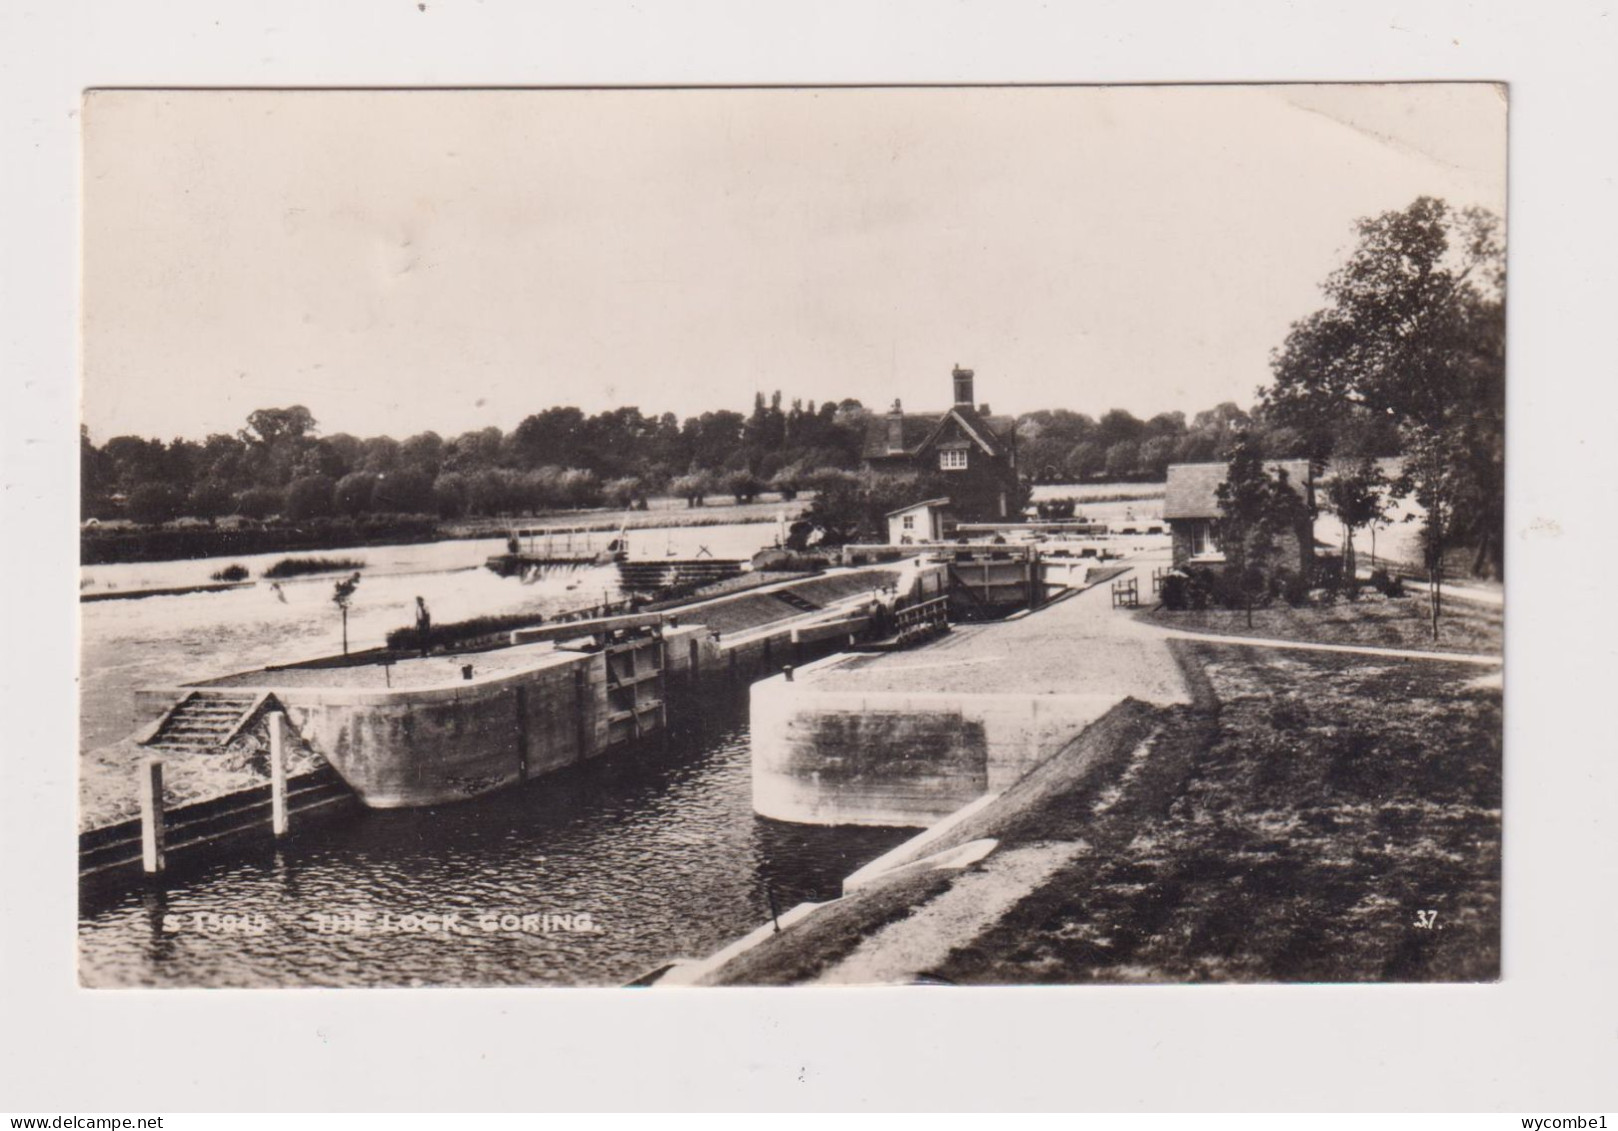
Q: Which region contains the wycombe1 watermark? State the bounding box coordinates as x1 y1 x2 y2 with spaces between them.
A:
159 909 602 937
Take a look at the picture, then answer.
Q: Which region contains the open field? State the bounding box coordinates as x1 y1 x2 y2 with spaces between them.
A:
440 494 805 540
1135 590 1502 655
1028 481 1166 504
712 637 1500 985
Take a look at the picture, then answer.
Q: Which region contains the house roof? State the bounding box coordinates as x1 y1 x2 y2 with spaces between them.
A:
861 406 1017 462
884 497 952 519
1164 460 1312 520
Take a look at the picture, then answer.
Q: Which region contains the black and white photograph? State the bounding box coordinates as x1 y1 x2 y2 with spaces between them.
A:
73 83 1509 990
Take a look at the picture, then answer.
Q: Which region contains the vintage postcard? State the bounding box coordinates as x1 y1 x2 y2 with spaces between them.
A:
76 84 1506 988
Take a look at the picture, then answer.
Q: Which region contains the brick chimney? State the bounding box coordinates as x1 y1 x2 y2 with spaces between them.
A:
886 398 905 454
952 365 975 407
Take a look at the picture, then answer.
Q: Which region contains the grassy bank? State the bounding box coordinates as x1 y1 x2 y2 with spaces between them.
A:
711 639 1500 985
1135 590 1502 655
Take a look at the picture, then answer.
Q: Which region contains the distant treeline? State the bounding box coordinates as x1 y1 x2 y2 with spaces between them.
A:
81 392 1341 527
80 516 439 565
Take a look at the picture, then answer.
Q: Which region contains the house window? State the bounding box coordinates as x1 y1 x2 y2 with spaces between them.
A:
1190 520 1223 560
939 449 968 471
902 515 915 530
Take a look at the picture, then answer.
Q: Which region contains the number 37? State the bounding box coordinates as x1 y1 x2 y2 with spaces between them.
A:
1414 909 1438 929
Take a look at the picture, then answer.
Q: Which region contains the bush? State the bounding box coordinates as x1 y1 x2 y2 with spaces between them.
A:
235 486 285 521
285 475 337 521
334 472 377 518
372 468 434 515
186 479 235 521
670 472 716 508
126 483 185 525
604 476 646 510
768 468 802 501
1368 568 1406 598
263 555 366 580
725 470 764 504
210 563 250 582
386 610 550 652
1273 568 1310 607
1161 572 1190 611
432 472 470 520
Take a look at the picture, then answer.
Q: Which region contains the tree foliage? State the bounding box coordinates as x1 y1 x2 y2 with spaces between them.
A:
1265 196 1505 592
1216 435 1311 625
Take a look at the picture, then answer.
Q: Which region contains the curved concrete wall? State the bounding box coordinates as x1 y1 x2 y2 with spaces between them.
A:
751 671 1122 827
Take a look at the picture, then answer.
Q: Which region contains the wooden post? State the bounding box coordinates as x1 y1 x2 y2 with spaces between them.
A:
791 626 804 666
268 711 288 836
138 758 165 874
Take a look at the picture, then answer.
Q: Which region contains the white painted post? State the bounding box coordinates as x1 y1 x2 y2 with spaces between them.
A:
268 711 288 837
138 758 165 874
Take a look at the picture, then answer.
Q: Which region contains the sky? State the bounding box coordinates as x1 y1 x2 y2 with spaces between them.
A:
80 84 1506 444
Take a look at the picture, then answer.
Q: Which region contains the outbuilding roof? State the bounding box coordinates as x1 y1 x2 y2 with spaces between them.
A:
883 497 952 519
1164 460 1312 520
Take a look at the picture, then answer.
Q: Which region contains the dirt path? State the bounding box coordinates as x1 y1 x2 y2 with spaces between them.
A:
1155 629 1502 666
815 841 1090 985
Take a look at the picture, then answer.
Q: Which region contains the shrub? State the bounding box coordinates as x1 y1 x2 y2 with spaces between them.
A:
285 475 337 520
1161 572 1190 611
126 483 185 525
334 472 377 518
372 468 433 515
768 467 802 501
210 563 250 582
604 476 646 510
235 486 285 521
670 472 716 508
263 556 366 580
1273 568 1310 607
1368 568 1406 598
432 472 470 519
725 470 765 504
186 479 235 521
385 611 548 652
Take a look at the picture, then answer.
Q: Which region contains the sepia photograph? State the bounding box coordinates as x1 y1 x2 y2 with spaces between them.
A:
75 83 1506 990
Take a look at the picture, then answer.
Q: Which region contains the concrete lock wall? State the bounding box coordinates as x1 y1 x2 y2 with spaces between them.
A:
280 651 606 808
751 673 1122 826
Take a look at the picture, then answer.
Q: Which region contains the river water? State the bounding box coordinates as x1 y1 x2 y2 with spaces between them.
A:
78 522 777 752
78 520 912 988
79 702 911 988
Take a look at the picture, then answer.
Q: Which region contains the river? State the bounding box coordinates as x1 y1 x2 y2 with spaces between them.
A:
78 701 911 988
78 522 777 752
79 520 913 988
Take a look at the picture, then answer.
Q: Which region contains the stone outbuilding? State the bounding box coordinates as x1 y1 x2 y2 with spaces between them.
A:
1163 459 1316 572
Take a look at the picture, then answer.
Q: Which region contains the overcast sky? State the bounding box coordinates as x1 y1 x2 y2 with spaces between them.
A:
81 84 1505 443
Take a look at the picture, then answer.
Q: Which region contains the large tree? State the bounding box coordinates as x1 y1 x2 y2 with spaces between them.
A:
1264 196 1505 627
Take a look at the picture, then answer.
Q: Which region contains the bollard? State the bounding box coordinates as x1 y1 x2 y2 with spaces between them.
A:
783 665 794 682
268 711 288 837
138 758 166 874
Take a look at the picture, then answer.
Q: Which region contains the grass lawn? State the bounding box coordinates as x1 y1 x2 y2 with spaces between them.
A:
928 642 1501 983
1136 590 1502 656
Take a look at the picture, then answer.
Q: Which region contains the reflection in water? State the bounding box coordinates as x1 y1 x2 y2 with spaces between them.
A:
80 698 912 988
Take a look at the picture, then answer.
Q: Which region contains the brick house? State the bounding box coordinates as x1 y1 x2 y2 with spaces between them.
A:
1163 460 1316 573
862 366 1021 522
